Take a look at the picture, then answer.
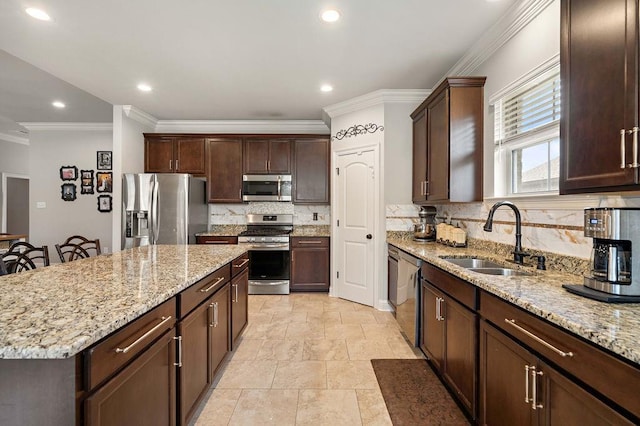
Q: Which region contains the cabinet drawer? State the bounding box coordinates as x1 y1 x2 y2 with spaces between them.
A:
179 265 231 318
421 263 477 310
196 236 238 245
291 236 329 248
231 252 249 277
480 291 640 420
85 298 176 391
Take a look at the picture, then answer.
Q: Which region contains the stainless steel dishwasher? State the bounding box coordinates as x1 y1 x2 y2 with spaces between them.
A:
388 245 422 346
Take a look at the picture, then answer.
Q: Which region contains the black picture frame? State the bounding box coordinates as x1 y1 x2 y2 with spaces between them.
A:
97 195 112 212
97 151 112 170
96 172 113 193
61 183 77 201
80 170 94 194
60 166 78 181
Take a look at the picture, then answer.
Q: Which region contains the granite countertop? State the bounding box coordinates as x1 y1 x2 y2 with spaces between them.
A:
0 244 247 360
291 225 330 237
198 225 247 236
387 237 640 367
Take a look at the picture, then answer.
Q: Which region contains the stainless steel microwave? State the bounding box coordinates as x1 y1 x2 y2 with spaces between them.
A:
242 174 292 202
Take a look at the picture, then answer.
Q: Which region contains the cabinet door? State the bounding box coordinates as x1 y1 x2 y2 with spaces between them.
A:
541 361 634 425
268 140 292 173
243 139 270 173
412 109 428 203
443 296 477 417
179 299 212 425
479 320 536 426
210 284 230 378
196 236 238 245
85 329 176 426
291 239 330 292
207 138 243 203
145 137 174 173
293 138 330 204
175 138 206 175
427 91 450 201
560 0 638 193
387 255 398 309
421 283 444 370
231 268 248 348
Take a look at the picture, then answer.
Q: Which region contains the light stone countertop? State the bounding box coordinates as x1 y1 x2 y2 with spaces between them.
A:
291 225 330 237
0 244 247 360
387 237 640 367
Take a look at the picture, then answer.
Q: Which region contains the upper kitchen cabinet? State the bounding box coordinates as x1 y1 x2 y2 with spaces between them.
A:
560 0 639 194
144 135 207 176
411 77 485 204
206 137 243 203
292 138 330 204
243 138 291 174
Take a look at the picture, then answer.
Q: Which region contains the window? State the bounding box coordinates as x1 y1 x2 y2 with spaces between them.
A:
492 62 560 196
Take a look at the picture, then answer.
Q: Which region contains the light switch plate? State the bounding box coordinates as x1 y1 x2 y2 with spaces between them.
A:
36 202 46 209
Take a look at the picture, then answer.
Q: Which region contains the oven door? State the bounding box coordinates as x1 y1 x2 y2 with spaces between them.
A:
248 247 290 294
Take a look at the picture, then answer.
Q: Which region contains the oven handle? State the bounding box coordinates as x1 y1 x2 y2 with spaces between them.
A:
249 280 289 286
249 244 290 250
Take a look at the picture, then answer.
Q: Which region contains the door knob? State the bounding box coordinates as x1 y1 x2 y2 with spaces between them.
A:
366 234 373 239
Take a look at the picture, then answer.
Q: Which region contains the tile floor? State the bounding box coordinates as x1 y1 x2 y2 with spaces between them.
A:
191 293 423 425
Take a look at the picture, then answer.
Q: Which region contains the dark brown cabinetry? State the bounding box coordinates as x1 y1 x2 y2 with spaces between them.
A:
206 138 243 203
145 136 206 176
230 253 249 349
560 0 640 194
420 263 477 418
195 235 238 245
411 77 485 204
290 237 330 292
292 138 330 204
244 139 291 174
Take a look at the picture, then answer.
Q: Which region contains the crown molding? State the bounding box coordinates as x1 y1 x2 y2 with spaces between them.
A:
122 105 158 128
154 120 330 134
18 122 112 131
323 89 431 118
437 0 555 85
0 132 29 145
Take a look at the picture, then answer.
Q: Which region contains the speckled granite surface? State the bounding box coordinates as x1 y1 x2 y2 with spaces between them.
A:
0 244 247 359
198 225 247 236
387 237 640 367
291 225 331 237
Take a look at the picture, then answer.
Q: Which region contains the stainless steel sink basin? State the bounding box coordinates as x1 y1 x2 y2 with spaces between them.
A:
468 267 531 276
441 257 504 269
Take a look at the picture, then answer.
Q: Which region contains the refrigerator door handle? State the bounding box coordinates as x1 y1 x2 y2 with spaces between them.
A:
151 177 160 244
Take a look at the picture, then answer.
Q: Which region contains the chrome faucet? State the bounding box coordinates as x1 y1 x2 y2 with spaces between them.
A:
483 201 529 265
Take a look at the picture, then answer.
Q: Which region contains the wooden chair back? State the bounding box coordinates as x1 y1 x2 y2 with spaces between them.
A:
55 235 101 263
2 242 50 273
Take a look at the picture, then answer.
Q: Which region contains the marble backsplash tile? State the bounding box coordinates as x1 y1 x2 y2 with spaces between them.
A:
385 204 420 231
209 203 330 226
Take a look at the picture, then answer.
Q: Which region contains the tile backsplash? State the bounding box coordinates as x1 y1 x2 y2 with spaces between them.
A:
209 202 331 226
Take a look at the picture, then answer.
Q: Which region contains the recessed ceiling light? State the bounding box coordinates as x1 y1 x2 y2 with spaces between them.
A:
25 8 51 21
320 84 334 93
321 9 340 23
137 83 152 92
52 101 65 108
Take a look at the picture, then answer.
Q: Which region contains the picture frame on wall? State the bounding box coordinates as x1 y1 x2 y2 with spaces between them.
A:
61 183 77 201
97 151 112 170
96 172 113 193
80 170 94 194
97 195 112 212
60 166 78 181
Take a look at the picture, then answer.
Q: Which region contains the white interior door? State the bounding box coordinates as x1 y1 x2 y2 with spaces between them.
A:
335 148 376 306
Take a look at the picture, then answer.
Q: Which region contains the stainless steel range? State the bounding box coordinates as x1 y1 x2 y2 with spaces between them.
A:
238 214 293 295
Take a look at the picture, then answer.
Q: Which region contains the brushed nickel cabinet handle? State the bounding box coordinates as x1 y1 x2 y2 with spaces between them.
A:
200 276 225 293
504 319 574 357
530 366 543 410
175 159 179 170
299 240 322 245
115 316 173 354
212 302 219 327
174 335 182 367
208 302 214 327
621 129 627 169
234 258 249 267
169 160 172 170
232 283 238 303
524 365 531 404
632 127 639 168
205 240 228 244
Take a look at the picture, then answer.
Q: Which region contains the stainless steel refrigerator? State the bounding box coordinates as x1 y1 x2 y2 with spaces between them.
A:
122 173 208 249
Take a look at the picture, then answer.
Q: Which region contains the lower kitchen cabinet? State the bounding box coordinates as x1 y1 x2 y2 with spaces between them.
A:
290 236 330 292
479 320 633 426
84 329 177 426
231 268 248 348
210 284 231 378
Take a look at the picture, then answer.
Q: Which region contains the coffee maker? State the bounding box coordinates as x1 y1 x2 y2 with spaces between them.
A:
565 208 640 302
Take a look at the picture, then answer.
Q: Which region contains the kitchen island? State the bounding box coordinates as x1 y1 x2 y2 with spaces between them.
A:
0 244 247 425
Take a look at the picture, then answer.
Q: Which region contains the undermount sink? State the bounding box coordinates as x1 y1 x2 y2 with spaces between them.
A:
441 257 503 269
467 267 532 277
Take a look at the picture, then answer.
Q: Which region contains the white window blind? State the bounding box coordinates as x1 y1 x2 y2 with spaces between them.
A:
494 67 561 145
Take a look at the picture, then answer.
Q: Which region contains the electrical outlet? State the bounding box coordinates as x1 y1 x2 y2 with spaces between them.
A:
36 202 46 209
103 247 109 254
313 212 318 221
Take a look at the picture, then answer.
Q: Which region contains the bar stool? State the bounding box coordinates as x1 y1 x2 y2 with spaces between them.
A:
55 235 101 263
0 257 7 276
2 241 50 273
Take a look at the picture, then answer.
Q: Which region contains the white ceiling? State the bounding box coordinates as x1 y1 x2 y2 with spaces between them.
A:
0 0 515 125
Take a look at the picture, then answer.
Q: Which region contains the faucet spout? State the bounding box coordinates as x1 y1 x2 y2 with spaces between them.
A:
483 201 527 264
